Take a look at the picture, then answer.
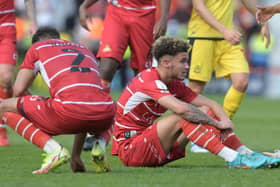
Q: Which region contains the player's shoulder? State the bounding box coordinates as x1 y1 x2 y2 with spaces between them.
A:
30 39 62 49
137 68 159 81
32 39 87 49
135 68 168 89
169 79 189 91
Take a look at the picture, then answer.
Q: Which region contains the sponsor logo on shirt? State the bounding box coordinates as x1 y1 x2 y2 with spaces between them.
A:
102 44 112 53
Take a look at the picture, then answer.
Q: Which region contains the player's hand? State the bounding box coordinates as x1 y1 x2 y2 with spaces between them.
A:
153 17 168 40
71 157 86 172
27 21 37 36
216 119 234 131
260 23 271 48
256 5 274 25
222 28 242 45
79 5 90 31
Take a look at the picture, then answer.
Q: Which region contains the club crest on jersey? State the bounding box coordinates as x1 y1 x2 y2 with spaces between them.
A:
102 44 112 53
193 65 201 73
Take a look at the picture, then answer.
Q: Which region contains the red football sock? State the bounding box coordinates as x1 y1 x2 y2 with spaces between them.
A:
220 130 243 150
180 119 224 154
100 79 111 93
206 109 243 150
3 112 51 149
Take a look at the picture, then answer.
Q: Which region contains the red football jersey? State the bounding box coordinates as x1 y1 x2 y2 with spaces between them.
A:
112 68 198 154
0 0 16 39
20 39 114 120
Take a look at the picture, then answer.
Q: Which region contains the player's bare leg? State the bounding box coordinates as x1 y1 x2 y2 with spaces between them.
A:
189 80 206 94
71 133 87 172
0 64 14 146
99 57 119 93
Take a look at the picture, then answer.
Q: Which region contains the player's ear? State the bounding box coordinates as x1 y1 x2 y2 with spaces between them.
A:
160 56 171 68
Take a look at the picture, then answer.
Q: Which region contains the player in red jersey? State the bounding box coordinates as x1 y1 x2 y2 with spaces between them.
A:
79 0 171 92
112 36 280 169
0 0 17 146
79 0 170 151
0 27 115 174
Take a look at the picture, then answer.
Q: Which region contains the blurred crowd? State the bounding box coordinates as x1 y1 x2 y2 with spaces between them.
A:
14 0 274 95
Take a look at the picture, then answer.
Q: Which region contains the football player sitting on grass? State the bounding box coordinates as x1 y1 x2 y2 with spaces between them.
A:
111 36 280 169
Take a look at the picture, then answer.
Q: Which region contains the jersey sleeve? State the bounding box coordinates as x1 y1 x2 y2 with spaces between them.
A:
174 81 198 103
19 45 39 70
141 79 171 101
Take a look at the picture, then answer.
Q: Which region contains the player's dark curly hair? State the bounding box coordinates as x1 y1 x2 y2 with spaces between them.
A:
152 36 190 62
32 27 60 44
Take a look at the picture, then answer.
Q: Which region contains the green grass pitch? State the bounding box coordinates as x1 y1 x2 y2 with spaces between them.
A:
1 94 280 187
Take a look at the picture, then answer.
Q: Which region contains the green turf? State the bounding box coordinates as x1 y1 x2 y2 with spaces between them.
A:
1 94 280 187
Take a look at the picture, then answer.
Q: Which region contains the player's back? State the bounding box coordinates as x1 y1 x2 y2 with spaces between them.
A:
22 39 114 120
30 40 101 98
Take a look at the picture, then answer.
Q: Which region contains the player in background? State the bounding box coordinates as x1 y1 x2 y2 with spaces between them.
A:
0 0 17 146
255 2 280 158
112 36 280 169
256 3 280 24
188 0 270 119
79 0 170 150
79 0 171 93
187 0 271 153
0 27 115 174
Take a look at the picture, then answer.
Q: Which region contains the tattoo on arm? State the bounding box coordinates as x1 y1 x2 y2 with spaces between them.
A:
181 104 218 126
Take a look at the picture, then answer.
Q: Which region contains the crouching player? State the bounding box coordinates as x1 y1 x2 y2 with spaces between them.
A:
112 36 280 169
0 27 114 174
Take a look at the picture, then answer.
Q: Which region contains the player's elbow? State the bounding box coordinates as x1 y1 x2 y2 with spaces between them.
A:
13 87 25 97
173 105 189 116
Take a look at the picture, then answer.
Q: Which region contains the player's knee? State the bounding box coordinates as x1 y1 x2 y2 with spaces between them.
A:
0 72 13 88
232 76 248 92
189 81 205 93
99 58 119 81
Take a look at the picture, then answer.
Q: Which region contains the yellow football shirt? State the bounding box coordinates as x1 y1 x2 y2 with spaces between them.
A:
188 0 234 38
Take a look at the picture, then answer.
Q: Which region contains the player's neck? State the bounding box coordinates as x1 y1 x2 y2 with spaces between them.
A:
156 67 172 84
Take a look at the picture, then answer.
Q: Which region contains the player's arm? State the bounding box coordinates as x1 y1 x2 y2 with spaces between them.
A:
189 95 233 126
79 0 98 31
13 69 36 97
241 0 271 48
71 133 87 172
24 0 37 34
192 0 241 45
153 0 171 39
256 3 280 24
157 95 232 130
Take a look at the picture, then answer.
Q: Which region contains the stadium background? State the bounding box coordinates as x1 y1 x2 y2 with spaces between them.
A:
1 1 280 186
13 0 280 98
